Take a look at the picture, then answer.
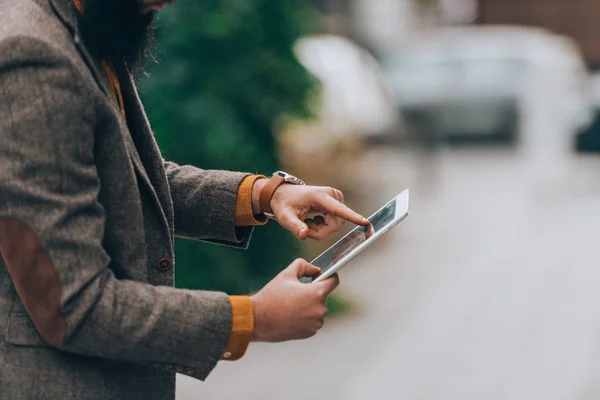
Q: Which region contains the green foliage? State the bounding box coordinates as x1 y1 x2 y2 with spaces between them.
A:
141 0 321 293
326 294 353 317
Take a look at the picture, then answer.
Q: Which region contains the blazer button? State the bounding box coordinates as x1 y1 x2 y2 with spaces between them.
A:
157 258 172 271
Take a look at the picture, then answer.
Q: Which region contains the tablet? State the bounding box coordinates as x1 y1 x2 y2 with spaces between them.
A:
304 189 409 284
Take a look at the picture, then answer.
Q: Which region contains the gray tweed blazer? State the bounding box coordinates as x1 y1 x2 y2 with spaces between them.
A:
0 0 255 398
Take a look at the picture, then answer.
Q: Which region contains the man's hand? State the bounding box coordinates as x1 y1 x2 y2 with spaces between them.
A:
250 259 339 342
252 179 369 241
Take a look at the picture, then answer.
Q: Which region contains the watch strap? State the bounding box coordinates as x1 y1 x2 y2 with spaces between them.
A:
259 174 286 214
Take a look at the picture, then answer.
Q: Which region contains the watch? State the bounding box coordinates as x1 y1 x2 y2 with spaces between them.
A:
259 171 305 219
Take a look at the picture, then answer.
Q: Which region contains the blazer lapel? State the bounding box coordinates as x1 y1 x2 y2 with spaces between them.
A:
49 0 174 246
118 69 175 236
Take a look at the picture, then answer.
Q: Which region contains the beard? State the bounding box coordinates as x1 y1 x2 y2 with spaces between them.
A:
79 0 157 78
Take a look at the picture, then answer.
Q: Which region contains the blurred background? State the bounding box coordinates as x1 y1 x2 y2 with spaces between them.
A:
140 0 600 398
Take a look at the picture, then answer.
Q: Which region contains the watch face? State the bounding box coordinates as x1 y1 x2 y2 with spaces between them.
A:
289 176 305 185
274 171 305 185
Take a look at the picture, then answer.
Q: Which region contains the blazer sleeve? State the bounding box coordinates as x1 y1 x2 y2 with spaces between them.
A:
162 161 254 248
0 36 234 381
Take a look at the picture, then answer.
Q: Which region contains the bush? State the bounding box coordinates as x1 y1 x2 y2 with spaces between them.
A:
141 0 321 294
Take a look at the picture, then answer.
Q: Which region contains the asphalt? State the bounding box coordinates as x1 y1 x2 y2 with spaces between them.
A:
177 65 600 400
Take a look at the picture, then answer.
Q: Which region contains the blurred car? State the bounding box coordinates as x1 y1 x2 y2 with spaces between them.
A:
524 29 592 136
575 72 600 153
278 34 401 190
381 26 589 144
288 34 399 146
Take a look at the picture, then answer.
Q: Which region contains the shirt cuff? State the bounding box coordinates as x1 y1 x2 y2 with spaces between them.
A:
235 175 268 227
221 296 254 361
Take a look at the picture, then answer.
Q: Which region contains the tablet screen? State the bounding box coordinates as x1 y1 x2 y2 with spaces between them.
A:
310 198 397 275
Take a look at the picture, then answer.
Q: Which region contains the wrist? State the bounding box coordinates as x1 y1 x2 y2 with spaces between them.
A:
254 171 305 217
249 294 263 342
251 178 268 216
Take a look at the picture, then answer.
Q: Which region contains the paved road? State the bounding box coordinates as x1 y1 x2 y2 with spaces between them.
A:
177 64 600 399
177 145 600 400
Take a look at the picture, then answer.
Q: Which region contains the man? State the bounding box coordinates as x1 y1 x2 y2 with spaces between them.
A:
0 0 370 399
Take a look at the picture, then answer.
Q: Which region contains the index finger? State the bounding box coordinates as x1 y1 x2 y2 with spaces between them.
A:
316 194 369 226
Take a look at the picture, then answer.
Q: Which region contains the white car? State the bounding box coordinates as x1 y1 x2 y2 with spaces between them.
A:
281 34 400 152
381 26 589 143
278 34 400 190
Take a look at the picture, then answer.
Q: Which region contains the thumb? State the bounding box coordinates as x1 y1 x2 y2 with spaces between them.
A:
316 273 340 296
278 211 309 240
286 259 321 279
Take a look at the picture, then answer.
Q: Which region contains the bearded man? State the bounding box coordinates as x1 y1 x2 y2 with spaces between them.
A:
0 0 369 398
